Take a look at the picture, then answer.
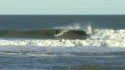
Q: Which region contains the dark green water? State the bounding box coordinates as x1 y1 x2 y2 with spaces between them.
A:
0 29 87 39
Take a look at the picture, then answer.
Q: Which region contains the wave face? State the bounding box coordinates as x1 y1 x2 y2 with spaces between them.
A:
0 29 87 39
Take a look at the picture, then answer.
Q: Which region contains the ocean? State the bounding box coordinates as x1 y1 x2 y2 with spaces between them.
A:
0 15 125 70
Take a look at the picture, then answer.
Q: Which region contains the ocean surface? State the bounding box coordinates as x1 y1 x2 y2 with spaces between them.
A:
0 15 125 70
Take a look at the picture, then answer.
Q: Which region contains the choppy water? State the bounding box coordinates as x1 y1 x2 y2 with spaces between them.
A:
0 55 125 70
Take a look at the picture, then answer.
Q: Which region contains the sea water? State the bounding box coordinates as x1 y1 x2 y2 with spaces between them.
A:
0 15 125 70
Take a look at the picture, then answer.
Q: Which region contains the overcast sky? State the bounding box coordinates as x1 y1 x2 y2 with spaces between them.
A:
0 0 124 15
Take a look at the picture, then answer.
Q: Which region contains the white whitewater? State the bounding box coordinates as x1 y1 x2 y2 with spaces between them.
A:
85 25 93 35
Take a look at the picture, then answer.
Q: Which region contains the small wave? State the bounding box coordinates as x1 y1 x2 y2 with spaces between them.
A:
0 25 125 47
0 28 125 47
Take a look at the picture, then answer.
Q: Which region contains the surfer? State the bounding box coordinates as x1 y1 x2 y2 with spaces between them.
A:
54 30 69 37
54 29 87 37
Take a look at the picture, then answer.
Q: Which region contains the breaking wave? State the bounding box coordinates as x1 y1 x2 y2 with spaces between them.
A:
0 27 125 47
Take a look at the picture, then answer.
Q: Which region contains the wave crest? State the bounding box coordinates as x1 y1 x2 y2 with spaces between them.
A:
53 23 82 30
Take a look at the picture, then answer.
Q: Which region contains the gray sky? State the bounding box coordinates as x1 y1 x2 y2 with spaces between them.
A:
0 0 124 15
